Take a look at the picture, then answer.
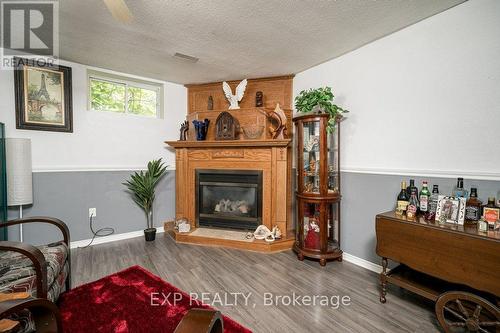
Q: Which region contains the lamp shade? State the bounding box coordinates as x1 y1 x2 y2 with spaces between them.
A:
6 138 33 206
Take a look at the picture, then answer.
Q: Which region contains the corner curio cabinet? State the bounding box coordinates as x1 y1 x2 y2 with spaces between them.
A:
293 113 342 266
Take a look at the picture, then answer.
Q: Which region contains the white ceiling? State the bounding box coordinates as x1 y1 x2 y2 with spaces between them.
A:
60 0 466 84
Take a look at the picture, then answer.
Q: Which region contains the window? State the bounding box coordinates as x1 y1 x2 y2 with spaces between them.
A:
88 70 163 118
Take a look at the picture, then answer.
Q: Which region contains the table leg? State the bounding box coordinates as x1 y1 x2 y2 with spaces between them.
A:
379 257 388 303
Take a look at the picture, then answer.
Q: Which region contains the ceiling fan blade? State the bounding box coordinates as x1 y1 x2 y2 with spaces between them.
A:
103 0 133 23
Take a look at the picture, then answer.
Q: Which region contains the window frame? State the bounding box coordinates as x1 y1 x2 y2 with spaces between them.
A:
87 69 164 119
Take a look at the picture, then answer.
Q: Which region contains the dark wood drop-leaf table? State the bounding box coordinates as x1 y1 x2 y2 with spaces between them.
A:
375 211 500 333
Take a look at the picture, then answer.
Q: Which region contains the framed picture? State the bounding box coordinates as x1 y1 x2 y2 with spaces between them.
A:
435 195 466 225
14 57 73 132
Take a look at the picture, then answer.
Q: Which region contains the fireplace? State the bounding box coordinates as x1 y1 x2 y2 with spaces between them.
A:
196 169 263 230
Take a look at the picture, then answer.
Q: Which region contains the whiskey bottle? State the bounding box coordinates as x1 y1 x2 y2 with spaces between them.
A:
396 181 409 215
425 185 439 221
419 181 430 213
482 197 500 228
453 177 468 198
406 179 418 199
465 188 482 223
407 189 419 219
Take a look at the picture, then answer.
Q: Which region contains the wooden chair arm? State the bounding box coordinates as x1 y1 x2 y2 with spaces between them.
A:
0 242 48 299
0 297 61 333
174 309 223 333
1 217 70 247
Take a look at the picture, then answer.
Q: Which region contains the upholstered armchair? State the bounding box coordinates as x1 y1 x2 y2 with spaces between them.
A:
0 217 70 332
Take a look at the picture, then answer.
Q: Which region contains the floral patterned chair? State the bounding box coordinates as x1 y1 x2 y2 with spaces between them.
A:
0 217 70 333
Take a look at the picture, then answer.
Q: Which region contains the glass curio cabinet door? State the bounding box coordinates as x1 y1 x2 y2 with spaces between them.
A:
293 114 342 266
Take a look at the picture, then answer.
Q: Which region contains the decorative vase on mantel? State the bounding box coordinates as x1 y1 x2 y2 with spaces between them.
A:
193 119 210 140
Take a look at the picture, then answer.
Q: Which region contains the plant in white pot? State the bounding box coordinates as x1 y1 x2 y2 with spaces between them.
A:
123 159 167 241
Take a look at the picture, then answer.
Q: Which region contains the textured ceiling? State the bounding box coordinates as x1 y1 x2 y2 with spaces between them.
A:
60 0 466 84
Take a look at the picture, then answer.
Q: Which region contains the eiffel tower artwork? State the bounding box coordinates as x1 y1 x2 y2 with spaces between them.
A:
15 58 72 132
34 73 51 101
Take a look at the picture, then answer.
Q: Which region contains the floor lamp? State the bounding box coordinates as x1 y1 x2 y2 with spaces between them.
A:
6 138 33 242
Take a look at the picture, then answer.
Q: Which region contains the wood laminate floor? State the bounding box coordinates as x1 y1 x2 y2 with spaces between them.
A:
71 234 442 333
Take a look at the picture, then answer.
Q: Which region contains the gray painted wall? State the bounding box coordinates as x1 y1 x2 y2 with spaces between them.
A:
7 170 500 265
7 170 175 245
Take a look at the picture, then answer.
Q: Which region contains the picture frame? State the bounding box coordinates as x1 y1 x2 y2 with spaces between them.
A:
435 195 466 225
13 57 73 132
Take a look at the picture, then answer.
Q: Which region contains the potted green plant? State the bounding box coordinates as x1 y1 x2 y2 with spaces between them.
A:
123 159 167 241
294 86 349 132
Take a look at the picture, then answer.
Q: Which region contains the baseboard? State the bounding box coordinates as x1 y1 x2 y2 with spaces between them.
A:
70 228 382 274
70 226 165 249
342 252 382 273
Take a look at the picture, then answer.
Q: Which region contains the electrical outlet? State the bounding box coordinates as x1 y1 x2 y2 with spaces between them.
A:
89 208 96 218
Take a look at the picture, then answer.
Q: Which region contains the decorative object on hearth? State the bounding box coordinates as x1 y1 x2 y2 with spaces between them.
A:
253 225 273 241
295 86 348 133
192 119 210 140
272 225 282 240
179 120 189 141
178 220 191 233
293 113 342 266
267 103 288 139
123 159 167 241
207 95 214 110
242 125 264 140
215 111 239 140
175 218 189 230
5 138 33 242
222 79 247 109
13 57 73 133
435 195 466 225
59 266 251 333
255 91 263 107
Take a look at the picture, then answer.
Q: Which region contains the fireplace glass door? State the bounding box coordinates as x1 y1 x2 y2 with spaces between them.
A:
196 170 262 230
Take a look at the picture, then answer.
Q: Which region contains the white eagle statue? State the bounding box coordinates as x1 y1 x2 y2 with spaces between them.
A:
222 79 247 109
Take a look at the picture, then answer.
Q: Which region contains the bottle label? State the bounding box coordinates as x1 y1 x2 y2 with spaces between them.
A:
465 206 480 221
420 196 428 211
407 204 417 218
483 208 500 223
397 200 409 212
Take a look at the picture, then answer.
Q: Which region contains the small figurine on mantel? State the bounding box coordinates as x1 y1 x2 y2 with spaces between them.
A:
222 79 247 109
255 91 263 107
179 120 189 141
267 103 288 139
207 95 214 110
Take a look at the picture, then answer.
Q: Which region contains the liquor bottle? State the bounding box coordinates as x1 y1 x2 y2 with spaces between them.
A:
465 188 482 223
477 218 488 232
453 177 468 198
407 189 419 219
396 181 409 215
419 181 430 214
406 179 418 199
425 185 439 221
482 197 500 228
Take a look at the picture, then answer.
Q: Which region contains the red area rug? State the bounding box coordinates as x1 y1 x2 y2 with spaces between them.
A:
59 265 251 333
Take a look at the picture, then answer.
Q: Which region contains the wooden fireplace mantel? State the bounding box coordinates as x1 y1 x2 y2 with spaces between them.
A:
166 75 295 252
165 138 294 252
165 139 291 148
